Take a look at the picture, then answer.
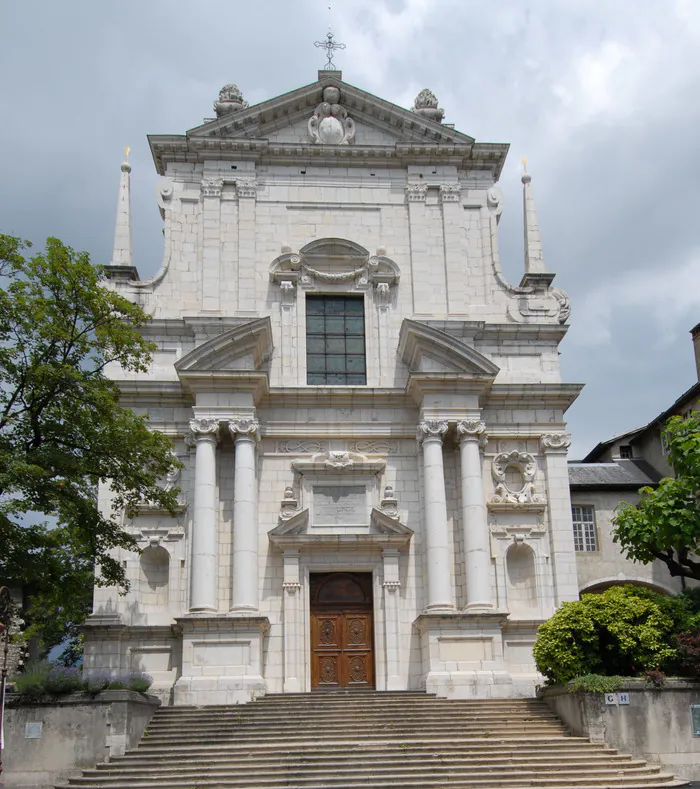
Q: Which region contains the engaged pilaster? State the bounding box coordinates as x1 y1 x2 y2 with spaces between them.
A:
456 419 493 611
188 418 220 612
540 432 579 607
229 417 261 613
282 549 302 692
382 548 402 690
417 420 454 611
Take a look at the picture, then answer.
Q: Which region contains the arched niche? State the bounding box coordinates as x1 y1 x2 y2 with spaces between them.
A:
506 542 538 616
139 545 170 607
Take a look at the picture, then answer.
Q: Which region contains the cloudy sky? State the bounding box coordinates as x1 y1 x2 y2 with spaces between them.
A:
2 0 700 458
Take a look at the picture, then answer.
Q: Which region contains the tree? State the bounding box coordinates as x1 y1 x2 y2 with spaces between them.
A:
612 413 700 581
0 234 180 654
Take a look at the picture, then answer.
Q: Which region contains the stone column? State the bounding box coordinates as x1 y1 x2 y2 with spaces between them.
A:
457 419 493 610
418 420 454 611
382 548 402 690
229 417 260 613
282 549 302 693
540 433 580 608
189 418 220 612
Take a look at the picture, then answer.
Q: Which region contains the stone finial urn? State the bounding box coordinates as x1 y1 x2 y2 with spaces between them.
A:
411 88 445 123
214 83 249 118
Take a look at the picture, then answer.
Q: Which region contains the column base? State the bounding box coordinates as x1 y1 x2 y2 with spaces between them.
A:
174 614 269 706
463 601 495 613
414 611 516 699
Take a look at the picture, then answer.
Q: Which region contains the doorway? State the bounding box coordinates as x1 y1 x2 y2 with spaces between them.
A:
310 572 374 689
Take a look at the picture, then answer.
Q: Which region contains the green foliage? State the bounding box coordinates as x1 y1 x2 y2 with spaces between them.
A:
533 585 694 685
612 413 700 581
0 234 181 654
11 662 50 699
567 674 625 693
43 666 83 694
11 664 152 698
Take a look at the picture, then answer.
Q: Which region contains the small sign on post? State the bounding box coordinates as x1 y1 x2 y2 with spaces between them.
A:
605 693 618 705
691 705 700 737
618 692 630 705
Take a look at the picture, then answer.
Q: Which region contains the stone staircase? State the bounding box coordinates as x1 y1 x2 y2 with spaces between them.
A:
58 690 687 788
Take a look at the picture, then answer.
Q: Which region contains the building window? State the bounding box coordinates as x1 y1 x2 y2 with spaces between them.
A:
619 445 632 459
306 295 366 385
572 506 598 552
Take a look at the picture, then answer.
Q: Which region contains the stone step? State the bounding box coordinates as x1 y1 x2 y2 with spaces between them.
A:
138 727 568 747
57 771 686 789
111 745 622 763
60 692 689 789
94 753 638 773
82 756 648 778
68 766 666 786
146 707 556 725
144 717 565 733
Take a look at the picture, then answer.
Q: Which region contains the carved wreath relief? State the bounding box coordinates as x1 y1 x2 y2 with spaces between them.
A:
490 450 544 506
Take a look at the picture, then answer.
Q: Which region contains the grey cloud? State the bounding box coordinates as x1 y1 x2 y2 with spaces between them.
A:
2 0 698 459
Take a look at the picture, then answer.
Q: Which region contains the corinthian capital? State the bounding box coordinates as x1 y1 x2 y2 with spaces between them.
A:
456 420 487 445
188 418 220 441
417 420 448 444
539 432 572 452
228 417 260 443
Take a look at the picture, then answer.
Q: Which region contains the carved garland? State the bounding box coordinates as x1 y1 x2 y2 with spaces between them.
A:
269 250 400 302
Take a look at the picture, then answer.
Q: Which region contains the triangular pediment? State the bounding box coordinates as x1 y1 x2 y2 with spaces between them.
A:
398 319 500 377
187 76 475 147
175 317 272 373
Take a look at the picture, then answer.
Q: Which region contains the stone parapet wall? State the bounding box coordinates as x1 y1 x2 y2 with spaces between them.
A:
539 679 700 781
2 690 160 788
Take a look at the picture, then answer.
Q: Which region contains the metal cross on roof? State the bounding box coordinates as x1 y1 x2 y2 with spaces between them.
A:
314 30 345 70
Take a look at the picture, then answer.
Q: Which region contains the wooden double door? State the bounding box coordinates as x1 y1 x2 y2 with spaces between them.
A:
310 572 374 690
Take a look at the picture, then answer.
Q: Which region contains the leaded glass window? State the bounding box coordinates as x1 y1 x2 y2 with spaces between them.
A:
572 506 598 552
306 295 367 385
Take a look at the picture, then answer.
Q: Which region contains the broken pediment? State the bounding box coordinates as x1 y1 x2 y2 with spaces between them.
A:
268 505 412 551
175 317 273 374
398 319 500 377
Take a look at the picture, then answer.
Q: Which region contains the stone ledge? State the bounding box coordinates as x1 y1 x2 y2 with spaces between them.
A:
5 690 161 708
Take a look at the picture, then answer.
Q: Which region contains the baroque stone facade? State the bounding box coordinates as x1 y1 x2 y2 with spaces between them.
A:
85 71 581 704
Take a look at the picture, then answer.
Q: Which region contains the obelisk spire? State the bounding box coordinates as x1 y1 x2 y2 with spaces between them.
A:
106 148 139 281
519 159 554 288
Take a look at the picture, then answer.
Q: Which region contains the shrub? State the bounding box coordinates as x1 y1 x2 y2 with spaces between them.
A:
533 585 682 685
567 674 625 693
676 631 700 676
127 674 153 693
84 672 111 695
43 665 83 695
11 662 50 699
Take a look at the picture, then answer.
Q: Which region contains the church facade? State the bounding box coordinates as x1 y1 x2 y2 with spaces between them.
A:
84 71 580 705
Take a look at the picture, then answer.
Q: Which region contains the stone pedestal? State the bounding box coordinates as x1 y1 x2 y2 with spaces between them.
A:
173 615 269 705
414 611 515 699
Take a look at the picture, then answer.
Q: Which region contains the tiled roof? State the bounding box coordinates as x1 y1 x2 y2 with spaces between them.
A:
568 459 662 488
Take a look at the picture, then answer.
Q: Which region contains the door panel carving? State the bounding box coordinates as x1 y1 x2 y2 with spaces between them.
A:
310 572 374 689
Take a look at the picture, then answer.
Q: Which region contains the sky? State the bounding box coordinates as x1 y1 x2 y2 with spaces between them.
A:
2 0 700 459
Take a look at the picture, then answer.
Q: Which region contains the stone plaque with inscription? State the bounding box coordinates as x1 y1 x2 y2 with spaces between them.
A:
313 485 366 526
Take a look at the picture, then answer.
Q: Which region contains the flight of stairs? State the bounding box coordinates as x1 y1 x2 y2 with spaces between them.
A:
58 690 688 788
